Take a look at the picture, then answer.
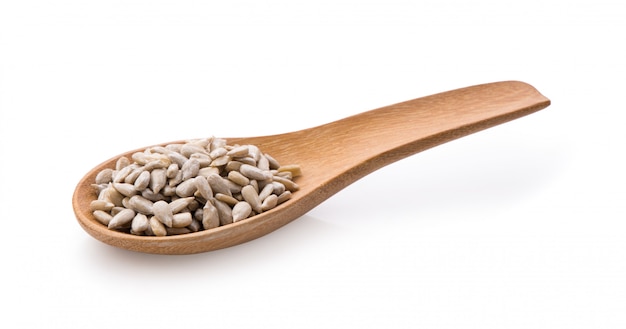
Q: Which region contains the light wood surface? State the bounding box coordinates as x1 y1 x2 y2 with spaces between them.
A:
72 81 550 254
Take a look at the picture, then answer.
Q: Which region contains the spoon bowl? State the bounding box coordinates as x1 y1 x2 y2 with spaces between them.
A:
73 81 550 254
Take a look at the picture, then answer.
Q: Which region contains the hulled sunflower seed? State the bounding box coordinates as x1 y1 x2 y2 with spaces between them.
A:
131 213 149 234
115 156 130 171
95 168 113 184
261 194 278 211
188 219 202 232
103 185 124 207
134 170 151 191
113 165 134 183
277 191 292 204
202 201 219 230
180 143 208 158
168 152 188 168
227 145 249 157
169 196 195 214
194 176 213 200
150 168 167 194
207 174 231 197
153 200 173 227
258 183 274 201
112 182 137 197
257 155 270 171
93 210 113 226
108 208 135 229
90 200 115 212
172 212 193 228
215 193 239 206
239 164 272 180
128 195 154 215
209 147 227 159
181 158 200 181
214 199 233 226
228 170 249 186
278 164 302 177
166 163 179 178
264 153 280 169
272 175 299 192
241 185 262 213
175 178 197 198
149 216 167 236
210 155 230 167
232 201 252 222
196 166 217 177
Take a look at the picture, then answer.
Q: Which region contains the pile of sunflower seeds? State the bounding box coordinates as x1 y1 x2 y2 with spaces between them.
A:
90 137 301 236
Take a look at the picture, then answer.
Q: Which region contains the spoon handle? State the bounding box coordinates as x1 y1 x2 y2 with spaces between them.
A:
288 80 550 189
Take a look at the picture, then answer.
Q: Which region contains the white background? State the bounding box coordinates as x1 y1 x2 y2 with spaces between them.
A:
1 1 625 328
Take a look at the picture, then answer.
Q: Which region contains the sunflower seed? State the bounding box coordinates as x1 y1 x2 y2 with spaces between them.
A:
258 183 274 201
271 182 285 195
232 201 252 222
168 152 188 168
228 170 249 186
202 201 219 229
134 170 151 190
194 176 213 200
207 174 232 197
180 143 208 158
166 163 179 178
198 166 220 177
215 193 239 206
168 170 183 187
128 195 154 215
131 213 149 234
264 153 280 169
261 194 278 211
141 188 166 202
112 182 137 197
90 200 114 212
169 196 195 213
227 145 249 157
149 216 167 236
150 168 167 194
93 210 113 226
181 158 200 180
241 185 262 213
175 178 197 198
108 208 135 229
144 156 171 171
172 212 193 228
190 153 212 167
210 155 230 167
153 200 173 227
277 191 292 204
257 155 270 171
247 145 261 161
188 219 202 232
239 164 272 181
104 185 124 207
115 156 130 171
272 175 299 192
113 165 134 183
209 147 227 159
214 199 233 225
95 168 113 184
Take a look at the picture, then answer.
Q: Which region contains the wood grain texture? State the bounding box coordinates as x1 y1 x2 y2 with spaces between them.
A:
72 81 550 254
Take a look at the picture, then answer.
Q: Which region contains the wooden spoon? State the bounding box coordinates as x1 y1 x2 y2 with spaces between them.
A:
73 81 550 254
